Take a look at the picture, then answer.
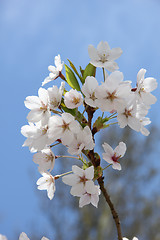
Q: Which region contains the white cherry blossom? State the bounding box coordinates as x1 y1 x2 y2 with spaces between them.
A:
81 76 99 108
79 185 101 208
95 71 132 112
21 122 54 153
47 81 65 110
24 88 50 125
117 100 148 133
33 148 55 172
102 142 126 170
48 112 81 145
37 172 57 200
134 68 157 107
62 165 96 197
42 54 64 86
88 41 122 71
67 126 95 155
64 89 83 109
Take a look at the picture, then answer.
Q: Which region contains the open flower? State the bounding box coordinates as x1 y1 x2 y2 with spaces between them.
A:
67 126 95 155
88 41 122 71
134 68 157 107
102 142 126 170
48 112 81 145
62 165 96 196
42 54 64 86
36 172 57 200
33 148 55 172
95 71 132 112
21 122 55 153
64 89 83 109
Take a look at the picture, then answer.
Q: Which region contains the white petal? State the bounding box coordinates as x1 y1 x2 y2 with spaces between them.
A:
62 174 79 186
24 96 41 109
137 68 146 83
19 232 30 240
38 88 49 106
108 47 123 60
79 194 91 208
42 76 52 86
85 166 94 180
88 45 99 61
114 142 126 158
85 181 97 194
70 183 85 196
112 162 122 171
47 182 55 200
102 142 114 156
90 194 99 208
72 165 84 176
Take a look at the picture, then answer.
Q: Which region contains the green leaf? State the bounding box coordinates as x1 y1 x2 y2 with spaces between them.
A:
67 59 83 82
65 64 81 91
82 63 96 83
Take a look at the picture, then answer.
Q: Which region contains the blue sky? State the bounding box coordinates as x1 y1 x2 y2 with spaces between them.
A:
0 0 160 239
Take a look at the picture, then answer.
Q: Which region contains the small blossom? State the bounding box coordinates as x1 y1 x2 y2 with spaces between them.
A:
117 100 148 133
62 165 96 196
48 112 81 145
64 89 83 109
48 82 65 110
36 172 57 200
88 41 122 71
67 126 95 155
81 76 99 108
134 68 157 107
42 54 64 86
24 88 50 125
33 148 55 172
102 142 126 170
21 122 54 153
95 71 132 112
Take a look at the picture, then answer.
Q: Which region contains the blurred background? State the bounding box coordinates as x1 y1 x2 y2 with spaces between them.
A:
0 0 160 239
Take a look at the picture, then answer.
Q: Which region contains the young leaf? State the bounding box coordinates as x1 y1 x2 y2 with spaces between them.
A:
67 59 83 82
65 64 81 92
83 63 96 83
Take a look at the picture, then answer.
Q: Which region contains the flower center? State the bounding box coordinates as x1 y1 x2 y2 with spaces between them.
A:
112 154 120 163
79 175 88 185
72 97 80 105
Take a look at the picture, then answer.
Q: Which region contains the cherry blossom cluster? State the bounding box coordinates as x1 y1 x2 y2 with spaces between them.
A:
21 41 157 210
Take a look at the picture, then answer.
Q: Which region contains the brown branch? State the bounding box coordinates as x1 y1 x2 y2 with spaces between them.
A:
84 105 123 240
97 176 123 240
